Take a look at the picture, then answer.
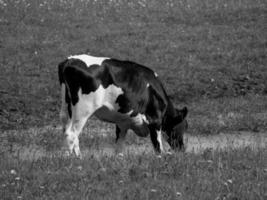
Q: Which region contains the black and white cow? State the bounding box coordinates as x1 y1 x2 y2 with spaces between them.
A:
58 54 188 157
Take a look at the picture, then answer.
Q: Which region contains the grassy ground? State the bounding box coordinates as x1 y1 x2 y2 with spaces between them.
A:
0 0 267 199
1 123 266 199
0 138 266 200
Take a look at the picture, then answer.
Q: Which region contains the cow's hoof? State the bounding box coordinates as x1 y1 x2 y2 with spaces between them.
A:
76 153 83 159
74 149 82 159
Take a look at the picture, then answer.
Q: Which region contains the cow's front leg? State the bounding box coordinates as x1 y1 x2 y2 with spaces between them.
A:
149 124 164 154
115 125 127 155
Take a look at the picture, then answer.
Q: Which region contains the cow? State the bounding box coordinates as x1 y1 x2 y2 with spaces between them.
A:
58 54 188 157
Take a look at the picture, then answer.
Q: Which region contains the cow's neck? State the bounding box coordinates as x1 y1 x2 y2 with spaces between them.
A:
166 98 176 117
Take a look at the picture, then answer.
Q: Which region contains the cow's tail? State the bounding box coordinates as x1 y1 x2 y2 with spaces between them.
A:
58 60 72 127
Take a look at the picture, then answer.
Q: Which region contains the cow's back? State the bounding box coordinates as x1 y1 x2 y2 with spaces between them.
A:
102 59 169 118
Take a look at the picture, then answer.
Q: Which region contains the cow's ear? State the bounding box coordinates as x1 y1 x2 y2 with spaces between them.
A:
174 106 188 124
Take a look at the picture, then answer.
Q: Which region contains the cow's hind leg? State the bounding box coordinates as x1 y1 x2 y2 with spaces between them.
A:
65 117 88 157
64 104 93 158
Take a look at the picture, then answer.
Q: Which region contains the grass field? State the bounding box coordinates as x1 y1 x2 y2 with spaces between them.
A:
1 125 266 200
0 0 267 199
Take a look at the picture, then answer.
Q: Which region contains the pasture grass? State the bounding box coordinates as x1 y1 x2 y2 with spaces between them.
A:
0 123 266 199
0 1 267 199
0 142 266 200
0 0 266 133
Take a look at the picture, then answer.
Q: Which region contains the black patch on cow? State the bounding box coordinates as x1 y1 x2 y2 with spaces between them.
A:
61 58 113 105
102 58 168 121
65 84 72 118
58 59 68 84
115 94 131 114
58 59 72 117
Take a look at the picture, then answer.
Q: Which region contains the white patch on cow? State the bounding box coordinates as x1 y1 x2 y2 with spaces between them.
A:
154 72 158 77
68 54 108 67
156 129 164 152
131 113 148 126
141 114 149 124
126 113 150 137
125 110 134 115
75 84 123 118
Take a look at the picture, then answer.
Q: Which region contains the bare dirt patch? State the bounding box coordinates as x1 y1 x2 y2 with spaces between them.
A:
184 131 266 153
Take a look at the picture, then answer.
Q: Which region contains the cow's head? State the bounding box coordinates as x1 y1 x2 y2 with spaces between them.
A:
163 106 188 151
